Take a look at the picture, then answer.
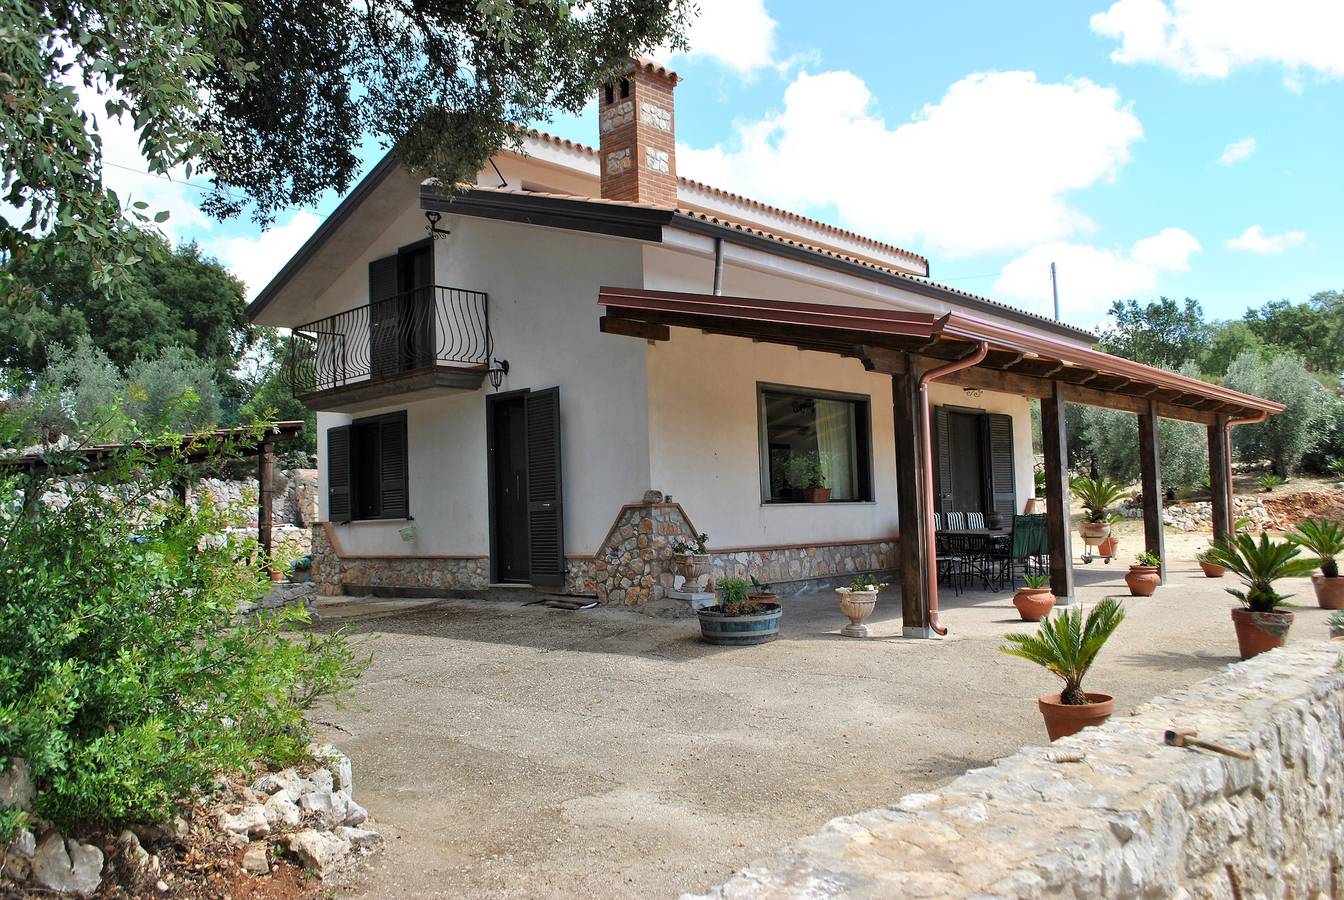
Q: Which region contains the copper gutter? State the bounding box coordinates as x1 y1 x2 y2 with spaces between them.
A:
918 341 989 636
1219 410 1269 536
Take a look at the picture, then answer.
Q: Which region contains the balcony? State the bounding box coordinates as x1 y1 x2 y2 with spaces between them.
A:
286 286 491 411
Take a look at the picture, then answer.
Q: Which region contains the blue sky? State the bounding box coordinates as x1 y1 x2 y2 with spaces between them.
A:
115 0 1344 330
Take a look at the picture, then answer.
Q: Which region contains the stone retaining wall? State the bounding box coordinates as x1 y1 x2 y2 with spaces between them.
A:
309 524 487 596
687 642 1344 899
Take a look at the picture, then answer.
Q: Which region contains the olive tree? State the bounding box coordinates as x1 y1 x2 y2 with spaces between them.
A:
1224 350 1329 476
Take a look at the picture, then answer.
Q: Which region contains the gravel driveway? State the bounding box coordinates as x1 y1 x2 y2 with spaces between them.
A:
313 558 1329 899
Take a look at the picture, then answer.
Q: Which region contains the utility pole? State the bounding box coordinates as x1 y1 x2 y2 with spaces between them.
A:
1050 261 1061 321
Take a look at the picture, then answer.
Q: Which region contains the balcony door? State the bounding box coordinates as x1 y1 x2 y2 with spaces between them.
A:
369 241 433 378
932 406 1017 521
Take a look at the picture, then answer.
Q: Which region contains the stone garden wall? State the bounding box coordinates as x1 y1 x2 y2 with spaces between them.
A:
687 642 1344 899
309 524 488 597
1118 494 1271 533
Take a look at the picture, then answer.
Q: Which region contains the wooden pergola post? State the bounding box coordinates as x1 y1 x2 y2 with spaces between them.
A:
892 362 933 637
258 437 275 568
1138 399 1166 582
1208 415 1233 544
1040 382 1075 605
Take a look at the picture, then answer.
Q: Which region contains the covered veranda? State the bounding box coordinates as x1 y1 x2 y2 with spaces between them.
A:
597 287 1284 637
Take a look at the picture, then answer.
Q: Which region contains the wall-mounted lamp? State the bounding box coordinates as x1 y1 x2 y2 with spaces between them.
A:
425 210 451 240
962 387 984 399
487 358 510 389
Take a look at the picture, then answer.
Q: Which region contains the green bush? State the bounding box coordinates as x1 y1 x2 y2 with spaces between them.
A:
1224 350 1328 476
0 418 367 836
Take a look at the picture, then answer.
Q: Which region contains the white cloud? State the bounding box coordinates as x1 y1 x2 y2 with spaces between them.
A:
209 211 323 299
654 0 778 74
678 69 1143 257
992 228 1201 323
1226 224 1307 255
1091 0 1344 82
1214 136 1256 166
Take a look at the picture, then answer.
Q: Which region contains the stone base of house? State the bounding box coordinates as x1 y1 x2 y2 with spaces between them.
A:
312 505 896 615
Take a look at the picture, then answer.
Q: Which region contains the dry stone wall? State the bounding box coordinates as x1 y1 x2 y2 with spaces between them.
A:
688 642 1344 899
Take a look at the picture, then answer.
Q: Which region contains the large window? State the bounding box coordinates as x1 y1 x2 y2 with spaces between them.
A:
327 411 409 522
758 385 872 503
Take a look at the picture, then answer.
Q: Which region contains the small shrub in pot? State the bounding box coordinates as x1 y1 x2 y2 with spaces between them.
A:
1203 533 1318 659
1286 518 1344 609
1012 572 1055 622
697 577 782 646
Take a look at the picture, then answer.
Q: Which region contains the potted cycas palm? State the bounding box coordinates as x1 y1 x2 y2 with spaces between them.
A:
1000 598 1126 740
1329 611 1344 640
1203 532 1318 659
1070 477 1126 546
697 577 783 645
1012 572 1056 621
1286 518 1344 609
1125 551 1162 596
671 532 711 591
835 575 887 637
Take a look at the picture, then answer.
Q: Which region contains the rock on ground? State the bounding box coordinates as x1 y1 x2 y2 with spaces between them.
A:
32 833 104 896
285 829 349 875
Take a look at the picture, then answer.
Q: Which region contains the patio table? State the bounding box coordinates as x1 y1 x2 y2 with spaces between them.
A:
936 528 1011 591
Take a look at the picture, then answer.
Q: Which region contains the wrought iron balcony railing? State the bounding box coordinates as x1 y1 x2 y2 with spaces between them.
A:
286 285 491 398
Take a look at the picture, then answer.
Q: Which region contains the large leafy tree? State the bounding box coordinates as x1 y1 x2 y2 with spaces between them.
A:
1244 290 1344 376
2 0 691 316
1096 297 1210 370
0 231 248 382
1224 350 1329 476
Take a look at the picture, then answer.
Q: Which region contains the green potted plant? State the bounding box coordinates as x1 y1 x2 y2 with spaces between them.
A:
1196 546 1226 578
834 575 887 637
1202 532 1317 659
1329 610 1344 640
748 575 776 603
1070 477 1126 546
1012 572 1055 622
671 532 711 591
1000 598 1126 740
1125 551 1161 596
289 555 313 584
697 576 782 645
1286 518 1344 609
784 453 830 503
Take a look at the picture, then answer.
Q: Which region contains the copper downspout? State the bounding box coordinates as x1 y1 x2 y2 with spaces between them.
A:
1221 410 1269 536
918 341 990 636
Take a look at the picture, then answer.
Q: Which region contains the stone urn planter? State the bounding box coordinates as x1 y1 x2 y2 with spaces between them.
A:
1311 575 1344 609
1125 564 1161 597
1037 692 1115 741
1078 520 1111 544
1230 608 1293 659
672 553 711 589
1012 586 1055 622
835 588 879 637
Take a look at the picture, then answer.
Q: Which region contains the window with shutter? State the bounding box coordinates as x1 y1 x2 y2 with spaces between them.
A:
986 413 1017 521
327 425 352 523
379 414 408 519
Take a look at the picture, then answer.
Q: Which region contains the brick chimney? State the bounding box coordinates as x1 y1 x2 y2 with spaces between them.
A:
598 60 679 207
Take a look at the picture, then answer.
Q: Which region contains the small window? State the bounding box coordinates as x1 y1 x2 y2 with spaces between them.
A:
327 411 409 522
758 386 872 503
603 82 615 105
619 78 630 99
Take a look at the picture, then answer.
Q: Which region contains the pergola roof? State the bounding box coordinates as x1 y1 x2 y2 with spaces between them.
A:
597 288 1283 425
0 421 306 474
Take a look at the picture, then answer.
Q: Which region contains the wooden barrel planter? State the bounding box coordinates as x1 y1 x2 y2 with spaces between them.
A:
697 603 782 646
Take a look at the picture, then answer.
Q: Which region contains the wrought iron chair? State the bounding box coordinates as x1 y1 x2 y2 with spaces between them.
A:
966 511 986 529
934 531 964 596
945 511 967 530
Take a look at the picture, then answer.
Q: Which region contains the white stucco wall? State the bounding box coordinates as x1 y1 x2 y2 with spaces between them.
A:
315 214 649 558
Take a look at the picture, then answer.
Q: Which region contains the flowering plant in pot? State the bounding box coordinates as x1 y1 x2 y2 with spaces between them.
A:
1012 572 1055 622
1286 518 1344 609
1202 533 1317 660
1000 598 1125 740
1196 547 1226 578
1125 551 1162 596
1070 477 1126 544
697 576 782 646
834 575 887 637
671 532 711 589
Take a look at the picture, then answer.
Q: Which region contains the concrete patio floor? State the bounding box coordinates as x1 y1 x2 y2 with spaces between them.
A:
312 562 1334 899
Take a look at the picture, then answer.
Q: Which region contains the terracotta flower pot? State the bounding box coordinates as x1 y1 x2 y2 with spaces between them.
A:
270 571 284 583
1311 574 1344 609
1198 561 1227 578
1079 520 1111 543
1125 565 1161 597
1230 607 1293 660
836 588 879 637
1330 625 1344 641
1097 536 1120 559
1037 692 1115 741
802 487 832 503
1012 587 1056 622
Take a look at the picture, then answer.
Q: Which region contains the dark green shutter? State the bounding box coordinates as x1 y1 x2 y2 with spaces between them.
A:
525 388 565 588
932 406 953 515
986 413 1017 520
368 255 399 302
378 413 408 519
327 425 352 523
